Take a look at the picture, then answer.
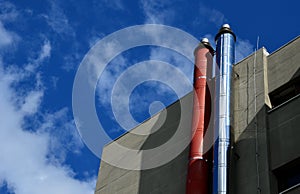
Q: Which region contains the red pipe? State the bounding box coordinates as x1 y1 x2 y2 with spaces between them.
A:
186 38 214 194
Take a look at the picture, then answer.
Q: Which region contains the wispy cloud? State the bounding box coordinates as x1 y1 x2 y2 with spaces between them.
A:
197 4 254 62
203 34 255 67
148 47 193 82
139 0 194 97
20 90 43 114
235 37 254 62
0 1 19 22
61 52 81 72
0 64 95 194
93 0 254 135
97 54 128 105
39 40 51 61
103 0 125 10
93 36 194 132
25 39 51 72
91 0 195 131
0 11 95 193
0 21 14 47
42 2 75 37
198 3 227 27
109 59 192 129
40 108 85 162
0 2 20 55
140 0 175 24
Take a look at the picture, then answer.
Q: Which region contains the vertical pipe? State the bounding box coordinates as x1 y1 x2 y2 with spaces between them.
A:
213 24 236 194
186 38 214 194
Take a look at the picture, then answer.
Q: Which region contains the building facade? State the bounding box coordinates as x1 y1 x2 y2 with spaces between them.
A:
95 36 300 194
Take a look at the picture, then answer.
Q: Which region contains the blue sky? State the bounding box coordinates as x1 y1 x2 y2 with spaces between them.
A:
0 0 299 193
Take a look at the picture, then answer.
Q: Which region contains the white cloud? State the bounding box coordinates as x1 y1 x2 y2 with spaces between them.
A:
93 0 191 116
103 0 125 10
25 39 51 72
139 0 194 95
0 2 19 50
202 34 255 70
0 21 15 48
196 4 255 62
235 37 254 63
140 0 175 24
209 9 226 27
62 53 81 72
42 2 75 37
39 40 51 61
0 10 95 192
97 54 128 106
0 1 18 22
40 108 85 162
93 0 254 134
92 2 195 130
148 48 193 82
198 4 227 27
21 90 43 114
108 63 175 130
0 62 95 194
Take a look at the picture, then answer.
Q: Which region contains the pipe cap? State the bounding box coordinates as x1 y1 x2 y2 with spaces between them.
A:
198 38 214 55
222 24 230 28
201 38 209 44
215 24 236 42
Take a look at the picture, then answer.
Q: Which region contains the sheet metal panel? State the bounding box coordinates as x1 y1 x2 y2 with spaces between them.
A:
186 39 214 194
213 25 236 194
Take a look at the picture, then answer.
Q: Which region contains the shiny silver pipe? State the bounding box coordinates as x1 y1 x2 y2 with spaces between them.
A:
213 24 236 194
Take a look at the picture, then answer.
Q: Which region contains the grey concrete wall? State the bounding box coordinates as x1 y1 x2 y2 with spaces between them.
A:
268 36 300 93
95 92 194 194
230 37 300 194
230 48 272 194
268 95 300 170
95 36 300 194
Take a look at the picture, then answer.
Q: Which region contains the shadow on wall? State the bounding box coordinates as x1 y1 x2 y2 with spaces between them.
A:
269 67 300 108
230 106 272 194
138 93 193 194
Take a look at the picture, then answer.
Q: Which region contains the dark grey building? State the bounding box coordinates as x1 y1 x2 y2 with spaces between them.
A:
95 36 300 194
